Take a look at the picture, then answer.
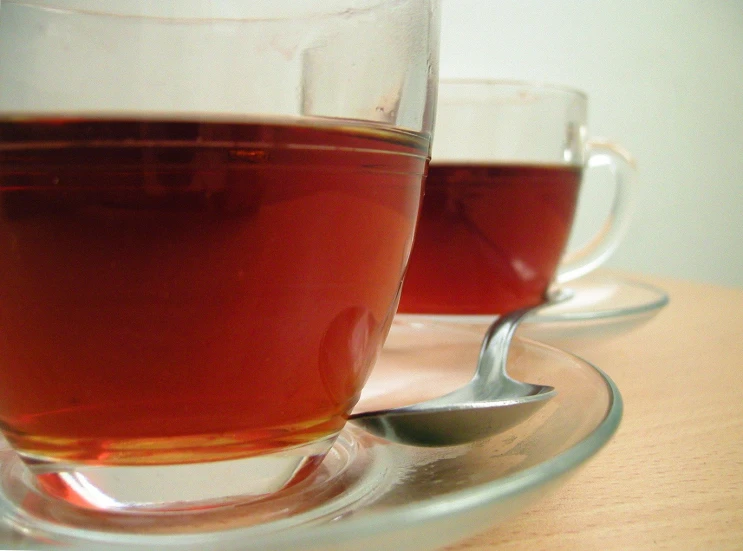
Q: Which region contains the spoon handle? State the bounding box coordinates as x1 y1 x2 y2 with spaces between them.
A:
472 306 535 397
473 289 571 398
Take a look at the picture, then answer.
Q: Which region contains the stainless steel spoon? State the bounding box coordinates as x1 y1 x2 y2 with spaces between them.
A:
349 299 561 447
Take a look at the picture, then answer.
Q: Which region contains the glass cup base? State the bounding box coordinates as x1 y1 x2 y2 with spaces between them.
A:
15 435 336 513
0 430 385 543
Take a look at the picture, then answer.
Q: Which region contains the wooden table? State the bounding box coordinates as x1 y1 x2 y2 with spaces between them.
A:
445 271 743 550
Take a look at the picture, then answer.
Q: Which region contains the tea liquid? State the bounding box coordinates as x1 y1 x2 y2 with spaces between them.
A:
0 118 427 464
397 163 581 315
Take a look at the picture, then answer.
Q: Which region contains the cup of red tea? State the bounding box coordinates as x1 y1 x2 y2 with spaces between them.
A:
0 0 439 524
397 79 637 317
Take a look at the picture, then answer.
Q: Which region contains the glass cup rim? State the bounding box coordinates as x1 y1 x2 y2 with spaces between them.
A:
2 0 405 22
438 78 588 102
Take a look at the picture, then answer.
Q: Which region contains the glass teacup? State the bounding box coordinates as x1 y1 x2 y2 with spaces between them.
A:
397 79 637 318
0 0 439 517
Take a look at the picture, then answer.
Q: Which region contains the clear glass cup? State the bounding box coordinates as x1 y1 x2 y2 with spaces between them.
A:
0 0 439 523
397 79 636 317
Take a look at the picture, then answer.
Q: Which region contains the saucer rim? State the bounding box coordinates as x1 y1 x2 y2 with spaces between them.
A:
534 276 669 323
215 339 624 550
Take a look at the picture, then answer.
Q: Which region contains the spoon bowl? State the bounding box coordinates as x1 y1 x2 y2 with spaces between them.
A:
349 386 554 447
350 298 563 446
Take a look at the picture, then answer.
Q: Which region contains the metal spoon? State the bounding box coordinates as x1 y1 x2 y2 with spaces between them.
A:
349 299 561 447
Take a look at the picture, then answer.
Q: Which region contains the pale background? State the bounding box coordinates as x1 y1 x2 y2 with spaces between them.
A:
439 0 743 287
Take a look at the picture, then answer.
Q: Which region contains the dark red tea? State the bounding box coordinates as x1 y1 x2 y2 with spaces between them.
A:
397 163 581 315
0 118 427 465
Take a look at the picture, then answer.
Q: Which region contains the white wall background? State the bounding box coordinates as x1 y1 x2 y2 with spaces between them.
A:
439 0 743 287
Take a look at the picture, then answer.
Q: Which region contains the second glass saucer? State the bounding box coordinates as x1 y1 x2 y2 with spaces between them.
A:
392 272 669 348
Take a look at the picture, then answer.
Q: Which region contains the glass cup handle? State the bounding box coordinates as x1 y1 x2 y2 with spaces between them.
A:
556 139 638 284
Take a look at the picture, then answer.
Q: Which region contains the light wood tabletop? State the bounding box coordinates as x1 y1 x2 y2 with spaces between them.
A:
445 270 743 551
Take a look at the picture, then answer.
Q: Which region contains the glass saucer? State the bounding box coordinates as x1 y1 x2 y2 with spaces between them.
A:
394 272 669 348
0 338 622 551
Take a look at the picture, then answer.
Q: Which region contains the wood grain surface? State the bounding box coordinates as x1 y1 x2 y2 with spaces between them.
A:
445 271 743 550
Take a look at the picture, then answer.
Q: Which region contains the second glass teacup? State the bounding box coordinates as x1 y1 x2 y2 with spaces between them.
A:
397 79 637 318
